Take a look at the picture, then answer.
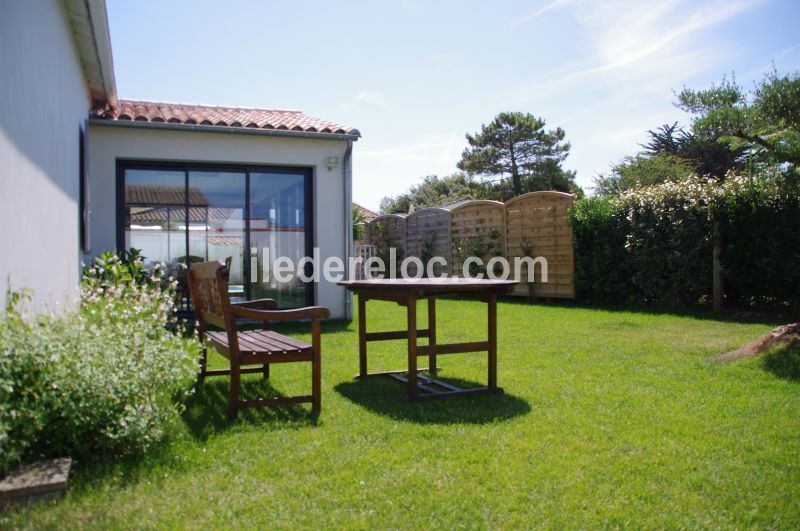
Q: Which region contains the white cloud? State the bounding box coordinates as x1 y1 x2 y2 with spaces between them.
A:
577 0 766 74
507 0 574 28
506 0 766 101
358 134 462 164
337 90 389 112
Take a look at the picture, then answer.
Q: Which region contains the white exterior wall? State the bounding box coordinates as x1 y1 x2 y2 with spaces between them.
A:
0 0 91 310
87 124 352 318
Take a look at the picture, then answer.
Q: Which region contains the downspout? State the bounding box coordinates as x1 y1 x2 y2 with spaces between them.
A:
344 139 354 319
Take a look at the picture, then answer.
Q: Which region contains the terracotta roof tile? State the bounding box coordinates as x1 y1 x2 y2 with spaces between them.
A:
97 99 359 137
353 202 377 220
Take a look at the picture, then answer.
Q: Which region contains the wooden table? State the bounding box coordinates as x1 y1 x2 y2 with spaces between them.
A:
338 278 517 400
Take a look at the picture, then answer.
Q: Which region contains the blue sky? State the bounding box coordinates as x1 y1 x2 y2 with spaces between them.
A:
107 0 799 210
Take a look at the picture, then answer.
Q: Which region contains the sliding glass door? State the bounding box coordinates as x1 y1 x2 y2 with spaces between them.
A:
249 171 309 308
119 163 312 310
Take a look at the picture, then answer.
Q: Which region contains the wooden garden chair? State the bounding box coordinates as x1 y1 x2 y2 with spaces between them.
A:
187 260 329 417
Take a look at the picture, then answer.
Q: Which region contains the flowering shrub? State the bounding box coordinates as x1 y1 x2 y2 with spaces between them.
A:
573 171 800 308
0 251 198 475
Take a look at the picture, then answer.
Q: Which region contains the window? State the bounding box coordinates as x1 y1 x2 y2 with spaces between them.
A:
118 162 313 310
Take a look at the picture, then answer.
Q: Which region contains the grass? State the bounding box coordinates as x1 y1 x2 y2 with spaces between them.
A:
4 298 799 528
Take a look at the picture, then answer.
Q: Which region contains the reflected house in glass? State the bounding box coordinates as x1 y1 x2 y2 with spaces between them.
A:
120 163 323 312
126 183 243 305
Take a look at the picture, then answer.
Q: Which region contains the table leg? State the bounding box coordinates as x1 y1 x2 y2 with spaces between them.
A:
358 295 367 378
488 294 497 390
427 297 437 373
407 295 418 399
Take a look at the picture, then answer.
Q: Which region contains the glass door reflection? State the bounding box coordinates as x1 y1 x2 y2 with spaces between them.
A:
121 164 312 310
249 171 309 307
124 169 187 267
187 171 247 302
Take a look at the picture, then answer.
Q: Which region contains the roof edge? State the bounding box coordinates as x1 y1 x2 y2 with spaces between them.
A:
62 0 117 108
116 98 303 114
88 117 361 141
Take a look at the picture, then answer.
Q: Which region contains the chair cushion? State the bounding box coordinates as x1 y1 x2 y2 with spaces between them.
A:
206 330 311 355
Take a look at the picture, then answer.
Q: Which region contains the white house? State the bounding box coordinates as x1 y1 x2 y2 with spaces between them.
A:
1 0 359 318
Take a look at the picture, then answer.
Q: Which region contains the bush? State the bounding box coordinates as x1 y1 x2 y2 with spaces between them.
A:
572 172 800 309
617 178 714 305
572 196 633 304
716 172 800 308
0 251 198 475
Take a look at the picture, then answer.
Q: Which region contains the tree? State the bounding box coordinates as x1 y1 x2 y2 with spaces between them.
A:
487 160 584 200
457 112 575 196
676 70 800 166
378 173 486 214
594 120 746 196
641 122 745 180
593 153 693 196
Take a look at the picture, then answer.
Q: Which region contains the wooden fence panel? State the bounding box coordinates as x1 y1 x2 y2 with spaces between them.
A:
449 200 505 277
365 215 407 272
405 208 451 277
505 191 574 298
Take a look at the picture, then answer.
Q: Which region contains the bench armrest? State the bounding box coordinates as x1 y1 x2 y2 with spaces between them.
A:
231 298 278 310
230 305 331 322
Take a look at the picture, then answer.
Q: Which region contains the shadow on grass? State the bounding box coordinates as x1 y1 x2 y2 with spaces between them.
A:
335 374 530 425
761 341 800 382
182 378 319 441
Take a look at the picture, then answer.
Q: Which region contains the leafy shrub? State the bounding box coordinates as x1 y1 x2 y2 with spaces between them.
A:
572 197 633 304
572 172 800 309
0 251 198 475
715 171 800 308
617 178 714 305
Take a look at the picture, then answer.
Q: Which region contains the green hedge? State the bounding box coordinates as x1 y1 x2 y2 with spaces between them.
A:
572 172 800 309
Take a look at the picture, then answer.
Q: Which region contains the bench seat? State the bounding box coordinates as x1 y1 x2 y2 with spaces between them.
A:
206 330 312 355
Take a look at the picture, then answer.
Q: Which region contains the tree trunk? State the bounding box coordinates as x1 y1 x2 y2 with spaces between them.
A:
712 217 723 313
512 171 522 196
510 145 521 195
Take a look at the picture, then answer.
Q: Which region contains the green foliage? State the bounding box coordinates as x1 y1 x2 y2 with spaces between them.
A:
485 159 584 199
0 252 198 475
82 248 148 287
594 153 694 196
379 168 582 215
618 180 715 305
573 172 800 308
379 173 485 214
594 121 747 196
572 197 633 303
677 70 800 165
457 111 576 196
715 169 800 307
640 122 746 179
352 205 366 240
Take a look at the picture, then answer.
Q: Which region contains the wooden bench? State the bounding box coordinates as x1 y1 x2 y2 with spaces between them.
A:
188 261 330 417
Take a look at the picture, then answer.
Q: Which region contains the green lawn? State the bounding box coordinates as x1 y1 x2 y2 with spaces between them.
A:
5 298 799 528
